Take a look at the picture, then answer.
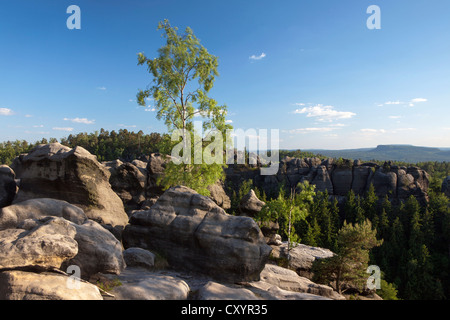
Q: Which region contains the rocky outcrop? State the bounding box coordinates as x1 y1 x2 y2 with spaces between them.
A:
61 219 126 279
104 160 147 213
225 157 430 203
0 270 103 300
123 247 155 270
0 165 17 208
0 198 87 230
0 217 78 270
257 264 345 300
239 189 266 217
207 182 231 210
122 186 272 282
270 242 334 279
10 143 129 231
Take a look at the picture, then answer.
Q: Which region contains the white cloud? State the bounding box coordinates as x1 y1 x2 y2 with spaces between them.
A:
64 117 95 124
410 98 427 103
97 86 107 91
0 108 14 116
33 125 44 128
249 52 266 60
409 98 427 107
384 101 404 105
388 115 402 119
294 104 356 122
360 128 386 133
144 107 156 112
24 114 33 118
379 98 427 107
53 127 74 132
118 124 137 128
289 127 335 134
225 120 233 124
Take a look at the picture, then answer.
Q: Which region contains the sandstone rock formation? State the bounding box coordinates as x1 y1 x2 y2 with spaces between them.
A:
11 143 128 230
0 165 17 208
123 247 155 270
0 198 87 230
225 157 430 203
239 189 266 217
270 242 334 279
0 217 78 270
122 186 272 282
0 270 103 300
104 159 147 213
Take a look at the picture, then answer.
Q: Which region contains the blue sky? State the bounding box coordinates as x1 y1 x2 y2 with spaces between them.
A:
1 0 449 149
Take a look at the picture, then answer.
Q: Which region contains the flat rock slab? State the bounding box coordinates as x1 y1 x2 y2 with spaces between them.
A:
0 270 103 300
103 268 190 300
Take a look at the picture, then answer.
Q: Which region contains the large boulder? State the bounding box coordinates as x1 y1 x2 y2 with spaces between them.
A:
122 186 272 282
0 165 17 208
11 143 128 230
0 198 87 230
146 153 170 196
62 218 126 279
238 189 265 217
0 270 103 300
258 264 344 300
104 268 190 300
105 160 147 213
207 182 231 210
0 217 78 270
270 242 334 279
196 281 259 300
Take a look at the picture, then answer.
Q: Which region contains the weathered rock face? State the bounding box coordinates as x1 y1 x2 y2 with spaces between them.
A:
239 189 266 217
0 198 87 230
0 165 17 208
11 143 128 229
270 242 334 279
225 158 430 203
0 270 103 300
122 186 272 282
443 176 450 198
258 264 345 300
0 217 79 270
207 182 231 210
61 219 126 279
146 153 170 196
104 160 147 213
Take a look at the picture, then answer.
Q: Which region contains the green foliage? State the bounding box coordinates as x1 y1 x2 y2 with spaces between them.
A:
312 220 382 294
378 279 400 300
136 20 231 196
256 181 316 260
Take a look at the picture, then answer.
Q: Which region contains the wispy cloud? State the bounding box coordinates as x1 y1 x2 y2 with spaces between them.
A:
118 124 137 128
144 107 156 112
289 127 335 134
294 104 356 122
249 52 266 61
97 86 107 91
53 127 74 132
378 98 427 107
225 119 233 124
64 117 96 124
388 115 402 119
0 108 14 116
